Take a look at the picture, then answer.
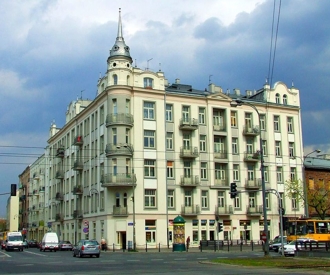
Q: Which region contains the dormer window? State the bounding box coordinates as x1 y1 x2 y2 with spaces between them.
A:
283 94 288 105
144 78 153 89
275 93 280 104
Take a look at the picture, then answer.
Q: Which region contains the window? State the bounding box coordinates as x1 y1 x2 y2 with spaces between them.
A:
234 196 240 208
264 166 269 183
144 160 155 177
144 189 156 207
245 113 253 129
201 162 207 180
249 193 256 207
266 193 270 209
167 161 174 178
166 104 173 122
217 191 225 207
287 117 293 133
168 190 174 208
112 99 117 114
290 167 296 181
183 133 191 149
260 114 266 130
143 102 155 119
275 141 281 157
279 192 284 209
182 106 190 123
112 128 117 144
112 159 117 175
262 140 267 156
144 77 153 88
232 138 238 154
215 163 226 180
183 161 192 178
276 166 283 183
247 164 255 182
144 130 155 148
100 106 105 125
283 94 288 105
184 190 192 207
200 135 206 152
291 193 298 210
275 93 280 104
231 111 237 127
201 190 208 209
214 136 225 154
213 109 225 129
199 107 206 124
166 132 173 150
113 74 118 85
246 138 254 154
274 116 280 131
233 164 239 181
289 142 295 157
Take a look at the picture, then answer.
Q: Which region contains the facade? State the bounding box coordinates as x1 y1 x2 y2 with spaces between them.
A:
6 190 19 232
18 10 304 247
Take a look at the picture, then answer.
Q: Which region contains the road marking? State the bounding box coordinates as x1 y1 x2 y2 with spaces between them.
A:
17 264 34 266
151 259 164 261
197 258 208 260
24 250 47 256
0 251 11 257
174 258 187 261
217 256 228 258
127 259 140 262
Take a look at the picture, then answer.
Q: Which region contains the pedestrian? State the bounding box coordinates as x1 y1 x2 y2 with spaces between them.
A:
186 236 190 251
101 237 107 251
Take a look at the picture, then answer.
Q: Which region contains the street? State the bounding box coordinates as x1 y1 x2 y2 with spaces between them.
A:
0 248 325 275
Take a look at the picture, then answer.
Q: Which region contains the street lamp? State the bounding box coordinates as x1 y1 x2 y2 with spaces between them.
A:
291 149 321 218
116 144 136 250
230 99 269 255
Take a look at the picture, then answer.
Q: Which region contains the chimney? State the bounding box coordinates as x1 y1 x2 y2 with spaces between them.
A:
175 78 180 84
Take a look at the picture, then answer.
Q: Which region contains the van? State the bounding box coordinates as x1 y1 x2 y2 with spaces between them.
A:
40 232 59 252
5 232 23 251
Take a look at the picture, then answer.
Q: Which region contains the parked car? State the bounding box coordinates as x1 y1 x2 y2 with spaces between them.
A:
72 239 100 258
59 241 73 251
269 236 287 252
28 239 38 248
278 238 318 256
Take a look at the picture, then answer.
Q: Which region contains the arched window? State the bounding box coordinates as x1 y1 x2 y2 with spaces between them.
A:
283 94 288 105
275 93 280 104
113 74 118 85
144 77 153 89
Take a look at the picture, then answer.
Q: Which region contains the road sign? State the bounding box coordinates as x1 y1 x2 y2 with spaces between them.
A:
83 227 89 234
128 222 133 226
261 233 267 241
84 220 89 226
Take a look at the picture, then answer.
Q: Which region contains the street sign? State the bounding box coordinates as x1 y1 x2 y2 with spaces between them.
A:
261 233 267 241
83 227 89 234
128 222 133 226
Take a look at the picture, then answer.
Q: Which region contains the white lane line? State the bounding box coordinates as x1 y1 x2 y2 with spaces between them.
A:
151 259 164 261
127 259 140 262
24 250 47 256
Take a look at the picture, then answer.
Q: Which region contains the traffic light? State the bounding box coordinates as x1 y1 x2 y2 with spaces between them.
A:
218 222 223 233
10 184 17 196
230 182 237 198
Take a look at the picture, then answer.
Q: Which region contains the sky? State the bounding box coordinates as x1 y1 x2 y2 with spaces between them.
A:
0 0 329 217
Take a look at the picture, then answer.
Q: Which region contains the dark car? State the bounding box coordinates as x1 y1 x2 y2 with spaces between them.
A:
72 239 100 258
59 241 73 251
28 239 38 248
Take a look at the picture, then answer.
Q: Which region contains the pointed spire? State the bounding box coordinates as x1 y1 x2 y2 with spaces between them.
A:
117 8 123 41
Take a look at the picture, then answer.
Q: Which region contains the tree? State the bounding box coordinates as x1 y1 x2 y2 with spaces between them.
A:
284 179 305 216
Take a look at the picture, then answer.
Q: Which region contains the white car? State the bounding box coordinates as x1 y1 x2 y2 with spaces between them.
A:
278 238 318 256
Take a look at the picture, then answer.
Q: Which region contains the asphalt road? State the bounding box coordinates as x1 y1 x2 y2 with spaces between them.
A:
0 248 326 275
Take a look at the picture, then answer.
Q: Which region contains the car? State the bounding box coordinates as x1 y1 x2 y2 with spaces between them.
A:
40 232 59 252
59 241 73 251
28 239 38 248
72 239 100 258
278 238 318 256
269 236 287 252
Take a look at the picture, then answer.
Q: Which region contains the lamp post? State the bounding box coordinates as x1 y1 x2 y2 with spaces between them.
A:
116 144 136 250
230 99 269 255
291 149 321 218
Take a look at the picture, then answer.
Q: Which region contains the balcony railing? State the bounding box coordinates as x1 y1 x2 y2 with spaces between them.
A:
55 170 64 179
179 118 198 130
106 113 134 127
56 146 65 158
179 146 199 158
244 151 261 162
113 206 129 216
246 205 263 215
214 150 228 159
101 173 136 187
39 186 45 192
245 179 260 189
105 143 134 157
73 210 83 219
73 186 83 195
55 192 64 201
55 213 64 222
181 205 200 216
215 205 233 215
73 160 84 171
212 178 229 188
73 135 83 146
213 124 226 132
180 176 199 187
242 125 260 136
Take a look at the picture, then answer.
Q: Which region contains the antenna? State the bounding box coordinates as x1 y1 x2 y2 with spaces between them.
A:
209 75 213 84
159 63 161 71
81 90 84 99
135 59 137 68
147 58 153 70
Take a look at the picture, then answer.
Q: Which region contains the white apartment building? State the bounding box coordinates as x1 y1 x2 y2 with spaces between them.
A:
24 10 304 248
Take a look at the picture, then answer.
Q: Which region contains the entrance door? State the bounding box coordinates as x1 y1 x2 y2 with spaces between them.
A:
121 232 126 250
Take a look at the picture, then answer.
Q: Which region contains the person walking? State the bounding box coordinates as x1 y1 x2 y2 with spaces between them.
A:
186 236 190 251
101 237 107 251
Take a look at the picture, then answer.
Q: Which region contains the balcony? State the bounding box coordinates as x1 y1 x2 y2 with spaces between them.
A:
113 206 129 217
242 125 260 136
246 205 263 216
215 205 233 216
73 135 83 146
33 173 40 180
55 170 64 179
243 151 261 162
33 189 39 196
73 210 83 219
181 205 200 216
56 146 65 158
213 124 226 132
55 192 64 201
179 146 199 159
101 173 136 188
105 143 133 157
211 178 229 189
39 186 45 193
106 113 134 127
73 160 84 171
73 185 83 195
180 176 199 187
55 213 64 222
245 179 260 189
214 150 228 160
179 118 198 131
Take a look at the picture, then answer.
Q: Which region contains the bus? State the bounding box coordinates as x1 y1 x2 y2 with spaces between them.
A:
287 219 330 242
